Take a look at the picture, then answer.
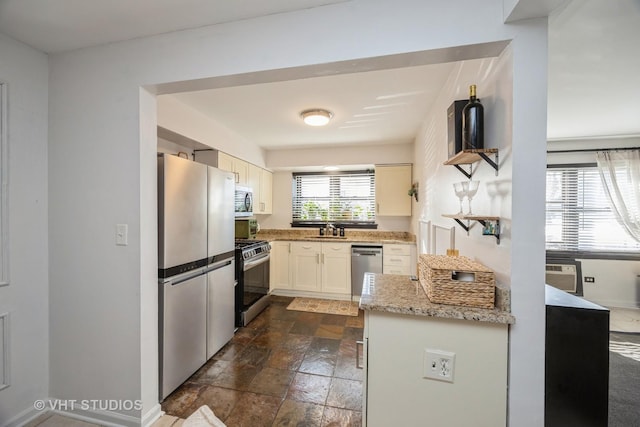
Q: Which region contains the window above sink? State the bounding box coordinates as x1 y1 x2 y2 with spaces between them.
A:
291 170 378 229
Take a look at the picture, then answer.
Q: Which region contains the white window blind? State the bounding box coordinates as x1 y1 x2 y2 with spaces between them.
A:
546 166 640 252
292 171 376 224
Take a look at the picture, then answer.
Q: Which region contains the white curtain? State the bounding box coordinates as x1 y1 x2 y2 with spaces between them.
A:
596 149 640 243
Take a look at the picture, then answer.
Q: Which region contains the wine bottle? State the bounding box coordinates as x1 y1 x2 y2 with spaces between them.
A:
462 84 484 150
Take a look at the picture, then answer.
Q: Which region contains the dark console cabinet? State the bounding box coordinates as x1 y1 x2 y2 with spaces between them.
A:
545 285 610 427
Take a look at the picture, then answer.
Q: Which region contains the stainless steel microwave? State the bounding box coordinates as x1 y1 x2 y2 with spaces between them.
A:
234 186 253 217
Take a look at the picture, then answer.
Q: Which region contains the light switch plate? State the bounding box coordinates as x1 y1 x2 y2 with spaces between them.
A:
116 224 128 246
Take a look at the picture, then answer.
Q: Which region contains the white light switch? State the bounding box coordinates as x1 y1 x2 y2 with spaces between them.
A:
116 224 128 246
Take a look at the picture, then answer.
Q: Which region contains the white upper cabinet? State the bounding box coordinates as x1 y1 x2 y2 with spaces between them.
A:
249 164 273 215
375 164 412 216
248 163 262 205
259 169 273 215
218 151 248 186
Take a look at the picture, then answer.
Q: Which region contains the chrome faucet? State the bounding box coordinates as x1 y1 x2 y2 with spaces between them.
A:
326 222 337 236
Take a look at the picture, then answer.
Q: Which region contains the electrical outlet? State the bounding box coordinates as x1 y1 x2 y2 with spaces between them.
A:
424 349 455 383
584 276 595 283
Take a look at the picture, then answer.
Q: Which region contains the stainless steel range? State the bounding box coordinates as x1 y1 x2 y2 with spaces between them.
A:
235 239 271 326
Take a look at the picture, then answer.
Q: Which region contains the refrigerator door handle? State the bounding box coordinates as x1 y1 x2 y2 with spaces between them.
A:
207 259 233 272
167 268 206 286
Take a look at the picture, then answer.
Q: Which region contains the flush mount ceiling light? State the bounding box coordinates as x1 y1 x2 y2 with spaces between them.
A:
300 109 333 126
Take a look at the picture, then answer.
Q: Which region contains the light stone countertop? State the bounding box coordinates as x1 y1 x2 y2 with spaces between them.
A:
359 273 516 325
256 228 415 244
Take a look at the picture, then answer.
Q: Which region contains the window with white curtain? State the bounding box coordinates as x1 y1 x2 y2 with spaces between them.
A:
546 164 640 253
0 82 7 286
292 171 376 227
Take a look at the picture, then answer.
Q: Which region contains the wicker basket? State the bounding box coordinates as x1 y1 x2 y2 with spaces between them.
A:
418 254 495 309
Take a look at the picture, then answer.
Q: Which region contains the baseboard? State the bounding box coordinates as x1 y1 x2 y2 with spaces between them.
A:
270 289 351 301
141 403 164 427
1 405 43 427
37 398 141 427
2 400 160 427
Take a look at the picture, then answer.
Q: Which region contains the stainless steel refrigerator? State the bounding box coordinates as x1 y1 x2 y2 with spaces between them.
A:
157 153 235 401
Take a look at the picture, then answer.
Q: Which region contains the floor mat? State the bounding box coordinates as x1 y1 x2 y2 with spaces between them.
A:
286 297 359 316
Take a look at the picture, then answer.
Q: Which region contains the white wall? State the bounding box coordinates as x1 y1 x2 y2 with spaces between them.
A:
413 53 513 282
45 1 548 425
505 20 548 424
412 24 548 426
0 34 49 426
157 137 194 157
579 259 640 308
547 136 640 165
157 95 265 167
260 143 414 231
265 143 414 170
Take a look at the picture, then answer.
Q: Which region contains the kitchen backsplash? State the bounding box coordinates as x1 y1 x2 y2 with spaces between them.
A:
257 228 415 242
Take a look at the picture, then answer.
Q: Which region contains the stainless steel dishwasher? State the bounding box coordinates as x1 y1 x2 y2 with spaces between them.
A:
351 245 383 297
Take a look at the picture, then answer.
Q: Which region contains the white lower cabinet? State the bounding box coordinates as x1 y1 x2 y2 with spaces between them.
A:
382 243 415 275
272 241 351 298
320 242 351 294
363 310 508 426
269 241 292 290
291 242 322 292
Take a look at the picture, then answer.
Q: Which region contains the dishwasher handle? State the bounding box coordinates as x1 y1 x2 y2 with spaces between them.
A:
352 246 383 257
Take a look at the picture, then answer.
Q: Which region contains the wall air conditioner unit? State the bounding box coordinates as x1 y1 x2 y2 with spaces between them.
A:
545 264 577 293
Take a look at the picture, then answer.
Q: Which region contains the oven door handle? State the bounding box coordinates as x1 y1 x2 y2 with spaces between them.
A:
243 253 270 271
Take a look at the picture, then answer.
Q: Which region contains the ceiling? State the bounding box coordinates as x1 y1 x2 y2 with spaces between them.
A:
0 0 349 54
166 61 458 149
547 0 640 140
0 0 638 147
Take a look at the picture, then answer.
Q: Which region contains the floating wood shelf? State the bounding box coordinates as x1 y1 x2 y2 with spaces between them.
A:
442 214 501 244
444 149 499 178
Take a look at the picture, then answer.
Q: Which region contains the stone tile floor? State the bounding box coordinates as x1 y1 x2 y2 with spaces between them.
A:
161 296 364 426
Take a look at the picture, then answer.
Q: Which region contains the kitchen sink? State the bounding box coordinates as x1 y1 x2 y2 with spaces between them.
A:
316 235 348 239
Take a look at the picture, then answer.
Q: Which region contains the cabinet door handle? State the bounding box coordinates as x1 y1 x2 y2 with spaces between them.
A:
316 253 320 264
356 340 364 369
